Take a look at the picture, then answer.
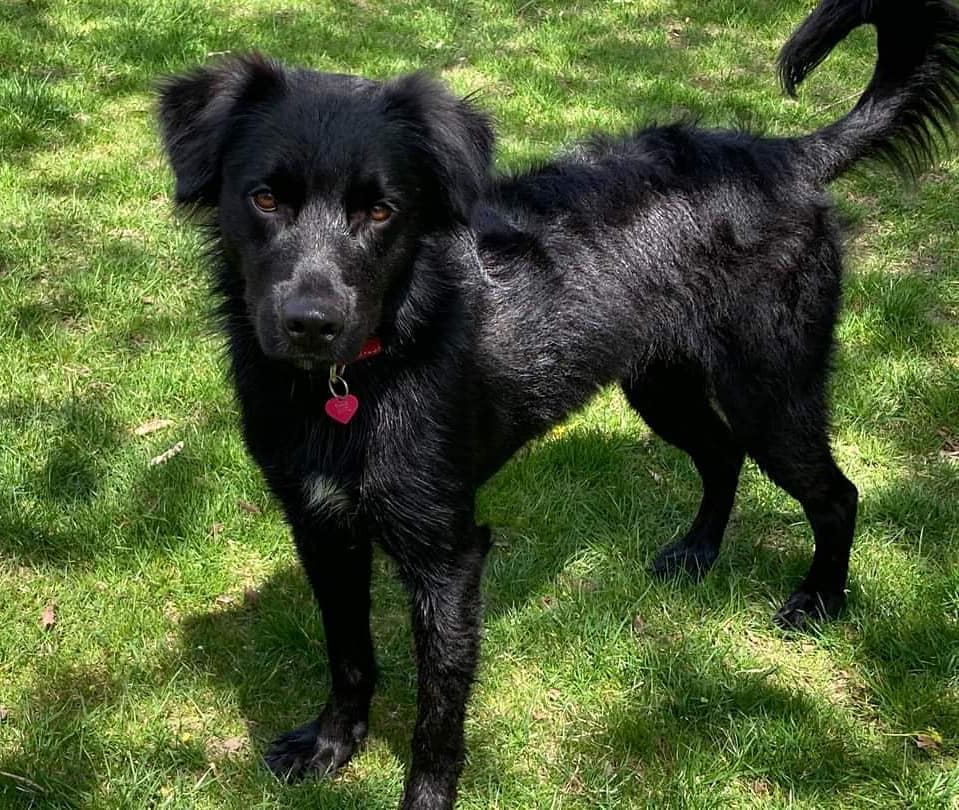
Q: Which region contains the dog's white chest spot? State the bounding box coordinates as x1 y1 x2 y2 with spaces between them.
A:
303 475 352 518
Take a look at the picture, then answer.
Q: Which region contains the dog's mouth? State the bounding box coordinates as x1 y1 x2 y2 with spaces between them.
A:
287 351 342 372
292 356 321 372
287 334 381 372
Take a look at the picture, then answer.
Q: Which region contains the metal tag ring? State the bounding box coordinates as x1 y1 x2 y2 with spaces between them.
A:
328 365 349 398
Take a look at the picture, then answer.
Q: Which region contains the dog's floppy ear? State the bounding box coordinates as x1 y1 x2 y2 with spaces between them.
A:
381 73 494 224
158 54 285 206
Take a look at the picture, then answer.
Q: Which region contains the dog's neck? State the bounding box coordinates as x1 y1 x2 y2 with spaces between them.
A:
376 227 478 360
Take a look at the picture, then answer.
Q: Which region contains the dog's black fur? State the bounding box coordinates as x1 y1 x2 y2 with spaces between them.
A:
159 1 959 807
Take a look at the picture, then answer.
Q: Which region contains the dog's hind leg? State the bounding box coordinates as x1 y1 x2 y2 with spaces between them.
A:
721 389 858 630
621 363 745 579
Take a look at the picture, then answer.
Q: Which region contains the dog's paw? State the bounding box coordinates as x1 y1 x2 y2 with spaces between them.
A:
264 712 367 782
773 589 845 631
649 535 719 580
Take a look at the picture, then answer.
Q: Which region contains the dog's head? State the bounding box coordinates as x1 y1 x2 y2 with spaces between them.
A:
158 55 493 367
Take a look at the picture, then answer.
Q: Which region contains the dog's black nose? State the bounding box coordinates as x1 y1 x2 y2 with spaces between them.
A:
282 297 344 347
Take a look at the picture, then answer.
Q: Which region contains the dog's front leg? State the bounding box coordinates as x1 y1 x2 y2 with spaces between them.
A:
395 524 492 810
265 525 377 781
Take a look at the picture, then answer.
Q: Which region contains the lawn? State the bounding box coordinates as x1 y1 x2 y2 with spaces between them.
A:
1 0 957 807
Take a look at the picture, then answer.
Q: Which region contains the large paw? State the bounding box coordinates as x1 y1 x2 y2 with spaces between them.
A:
773 588 845 631
649 534 719 579
264 710 367 782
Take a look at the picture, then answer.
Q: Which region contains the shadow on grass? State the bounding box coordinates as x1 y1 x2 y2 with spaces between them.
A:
564 655 891 804
3 0 956 802
1 0 813 169
0 657 223 809
180 561 416 762
0 395 239 566
0 663 125 808
0 0 81 159
0 392 123 507
163 424 957 802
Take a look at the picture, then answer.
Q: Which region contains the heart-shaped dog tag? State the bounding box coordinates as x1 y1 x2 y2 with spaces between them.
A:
325 394 359 425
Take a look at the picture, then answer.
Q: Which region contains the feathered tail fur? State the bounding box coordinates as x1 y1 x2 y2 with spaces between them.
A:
779 0 959 183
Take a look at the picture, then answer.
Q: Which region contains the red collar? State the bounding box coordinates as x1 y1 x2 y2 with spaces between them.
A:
354 336 382 362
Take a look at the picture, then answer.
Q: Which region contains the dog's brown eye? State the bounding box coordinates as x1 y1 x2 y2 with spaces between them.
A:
369 203 392 223
252 189 277 213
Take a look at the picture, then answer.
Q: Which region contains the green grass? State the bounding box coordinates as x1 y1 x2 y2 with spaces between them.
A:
1 0 958 807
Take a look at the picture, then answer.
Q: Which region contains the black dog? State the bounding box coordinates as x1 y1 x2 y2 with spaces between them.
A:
159 0 959 807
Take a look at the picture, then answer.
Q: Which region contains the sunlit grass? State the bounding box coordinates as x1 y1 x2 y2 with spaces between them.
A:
1 1 957 807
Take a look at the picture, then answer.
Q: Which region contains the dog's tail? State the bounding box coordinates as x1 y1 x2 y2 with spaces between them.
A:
779 0 959 184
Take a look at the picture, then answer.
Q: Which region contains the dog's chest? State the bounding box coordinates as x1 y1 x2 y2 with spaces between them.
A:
282 378 462 530
292 418 365 521
301 473 353 519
